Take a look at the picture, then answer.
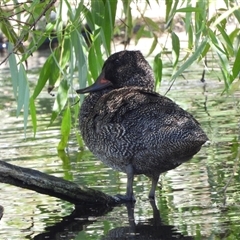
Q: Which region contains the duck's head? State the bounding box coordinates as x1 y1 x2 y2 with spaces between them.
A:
76 50 155 94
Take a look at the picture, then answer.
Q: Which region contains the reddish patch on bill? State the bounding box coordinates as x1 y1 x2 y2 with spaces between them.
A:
99 78 110 84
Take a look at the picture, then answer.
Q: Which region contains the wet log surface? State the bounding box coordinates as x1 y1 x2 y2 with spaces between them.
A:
0 160 118 206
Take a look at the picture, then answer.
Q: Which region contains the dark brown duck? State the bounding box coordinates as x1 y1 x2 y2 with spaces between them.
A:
77 50 208 201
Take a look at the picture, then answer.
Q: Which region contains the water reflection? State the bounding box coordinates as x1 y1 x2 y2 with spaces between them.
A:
0 205 3 220
102 201 193 240
33 204 114 240
31 200 193 240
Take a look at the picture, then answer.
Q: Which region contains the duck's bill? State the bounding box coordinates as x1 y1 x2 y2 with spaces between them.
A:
76 71 112 94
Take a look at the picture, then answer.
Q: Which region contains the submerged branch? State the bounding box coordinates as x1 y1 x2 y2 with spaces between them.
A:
0 160 117 206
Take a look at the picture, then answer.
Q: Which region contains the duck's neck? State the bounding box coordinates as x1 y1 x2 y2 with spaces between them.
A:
89 87 113 103
80 87 113 119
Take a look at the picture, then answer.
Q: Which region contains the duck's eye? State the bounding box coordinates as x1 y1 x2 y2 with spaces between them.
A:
114 59 120 65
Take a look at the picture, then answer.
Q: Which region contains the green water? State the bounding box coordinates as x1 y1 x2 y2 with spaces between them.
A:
0 50 240 240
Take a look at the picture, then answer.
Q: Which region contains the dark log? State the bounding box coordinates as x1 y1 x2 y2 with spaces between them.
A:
0 160 118 206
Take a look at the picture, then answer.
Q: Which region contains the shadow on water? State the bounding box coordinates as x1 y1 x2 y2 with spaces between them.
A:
32 201 192 240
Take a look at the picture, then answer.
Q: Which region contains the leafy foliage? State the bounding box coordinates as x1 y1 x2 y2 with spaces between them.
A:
0 0 240 148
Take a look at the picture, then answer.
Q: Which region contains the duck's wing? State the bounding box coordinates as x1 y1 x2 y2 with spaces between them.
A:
87 87 207 171
93 86 199 127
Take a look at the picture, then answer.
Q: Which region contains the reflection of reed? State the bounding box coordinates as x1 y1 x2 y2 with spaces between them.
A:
0 205 3 220
102 200 193 240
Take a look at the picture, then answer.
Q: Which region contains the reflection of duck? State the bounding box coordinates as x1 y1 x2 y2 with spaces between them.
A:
77 50 208 201
102 201 193 240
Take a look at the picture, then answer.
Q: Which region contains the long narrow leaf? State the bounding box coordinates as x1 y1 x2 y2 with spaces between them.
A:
32 54 54 99
153 53 162 91
175 7 202 13
144 17 160 31
198 42 211 61
23 83 29 136
171 38 208 80
59 38 71 69
208 29 226 55
171 32 180 69
91 0 104 26
50 79 69 125
57 105 71 150
147 33 158 57
233 8 240 23
82 5 95 30
102 0 117 54
184 2 193 34
210 41 232 88
212 5 240 28
29 96 37 137
8 43 18 99
187 20 193 50
135 25 145 45
88 46 99 79
71 30 88 89
73 96 84 147
17 63 27 116
92 29 104 70
18 63 30 136
232 47 240 79
165 1 179 29
216 24 234 56
165 0 173 21
229 28 240 46
122 0 133 42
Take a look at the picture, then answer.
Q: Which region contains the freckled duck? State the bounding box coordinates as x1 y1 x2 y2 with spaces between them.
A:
76 50 208 202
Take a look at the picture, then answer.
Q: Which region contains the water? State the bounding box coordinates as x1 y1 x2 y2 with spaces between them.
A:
0 50 240 240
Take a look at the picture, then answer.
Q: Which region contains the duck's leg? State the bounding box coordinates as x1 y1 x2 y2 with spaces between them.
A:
126 164 135 200
148 175 159 199
114 164 135 202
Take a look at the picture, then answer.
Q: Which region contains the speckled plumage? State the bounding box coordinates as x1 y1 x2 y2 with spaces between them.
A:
77 50 208 201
